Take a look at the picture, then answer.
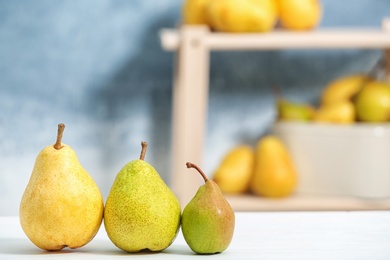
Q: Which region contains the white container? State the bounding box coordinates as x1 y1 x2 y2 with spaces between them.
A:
271 121 390 199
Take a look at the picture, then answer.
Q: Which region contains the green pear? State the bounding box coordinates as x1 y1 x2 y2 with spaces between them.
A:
182 162 235 255
277 99 315 122
19 123 104 251
354 80 390 122
104 142 181 252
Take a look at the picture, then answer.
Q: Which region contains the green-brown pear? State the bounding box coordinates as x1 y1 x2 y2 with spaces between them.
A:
19 123 104 251
277 99 315 122
181 162 235 255
104 142 181 252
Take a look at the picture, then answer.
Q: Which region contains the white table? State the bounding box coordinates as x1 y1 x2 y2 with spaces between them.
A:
1 212 390 259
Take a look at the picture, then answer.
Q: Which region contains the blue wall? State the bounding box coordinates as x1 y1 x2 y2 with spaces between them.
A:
1 0 390 215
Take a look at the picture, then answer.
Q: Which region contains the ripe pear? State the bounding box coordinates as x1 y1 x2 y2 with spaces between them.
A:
182 162 235 255
277 99 315 122
354 80 390 122
104 142 181 252
182 0 210 25
212 145 255 194
321 74 371 106
207 0 278 33
277 0 322 31
19 123 104 251
313 100 355 124
250 136 297 198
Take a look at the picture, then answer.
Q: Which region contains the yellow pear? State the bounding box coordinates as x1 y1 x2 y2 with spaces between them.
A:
20 124 104 251
321 74 371 106
182 0 210 25
207 0 278 33
212 145 255 194
250 136 297 198
313 100 355 124
277 0 322 30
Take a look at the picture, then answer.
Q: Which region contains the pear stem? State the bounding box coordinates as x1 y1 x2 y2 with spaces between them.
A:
140 141 148 160
54 123 65 150
186 162 208 183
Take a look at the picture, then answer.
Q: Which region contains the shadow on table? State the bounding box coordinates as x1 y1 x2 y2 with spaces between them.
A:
0 239 194 256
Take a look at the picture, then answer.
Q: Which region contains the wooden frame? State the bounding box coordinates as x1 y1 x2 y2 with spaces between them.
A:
160 19 390 210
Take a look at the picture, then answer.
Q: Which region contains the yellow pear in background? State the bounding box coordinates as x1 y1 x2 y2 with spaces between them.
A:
207 0 278 33
250 136 297 198
182 0 209 25
212 145 255 194
278 0 322 30
313 100 355 124
20 124 104 251
321 74 371 106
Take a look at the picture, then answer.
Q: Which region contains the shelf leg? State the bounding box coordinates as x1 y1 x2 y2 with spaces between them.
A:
171 26 210 207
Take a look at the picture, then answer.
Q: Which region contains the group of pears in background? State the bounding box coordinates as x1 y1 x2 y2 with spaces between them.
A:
277 70 390 124
212 136 298 198
19 124 235 254
182 0 322 32
212 61 390 199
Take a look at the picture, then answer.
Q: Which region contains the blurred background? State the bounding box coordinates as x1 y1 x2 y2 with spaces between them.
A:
1 0 390 215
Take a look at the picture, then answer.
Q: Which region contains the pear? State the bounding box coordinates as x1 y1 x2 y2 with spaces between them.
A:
182 162 235 255
19 123 104 251
212 145 255 194
207 0 278 33
320 74 371 106
277 0 322 31
182 0 210 25
354 80 390 122
250 136 297 198
313 100 355 124
104 142 181 252
277 99 315 122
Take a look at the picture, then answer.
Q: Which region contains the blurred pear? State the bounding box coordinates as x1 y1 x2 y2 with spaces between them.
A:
277 0 322 30
313 101 355 124
321 74 371 106
277 99 315 122
212 145 255 194
182 0 210 25
207 0 278 33
354 80 390 122
250 136 297 198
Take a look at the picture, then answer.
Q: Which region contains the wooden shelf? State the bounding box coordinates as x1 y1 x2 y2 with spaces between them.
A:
161 21 390 51
226 194 390 212
159 21 390 210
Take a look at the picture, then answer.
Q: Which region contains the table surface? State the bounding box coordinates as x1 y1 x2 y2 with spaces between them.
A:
1 212 390 259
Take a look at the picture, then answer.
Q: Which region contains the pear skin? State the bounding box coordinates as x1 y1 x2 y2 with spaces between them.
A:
212 145 255 194
313 100 355 124
321 74 371 106
182 0 210 25
182 162 235 255
354 80 390 122
277 99 315 122
250 136 297 198
207 0 278 33
104 142 181 252
19 123 104 251
278 0 322 30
